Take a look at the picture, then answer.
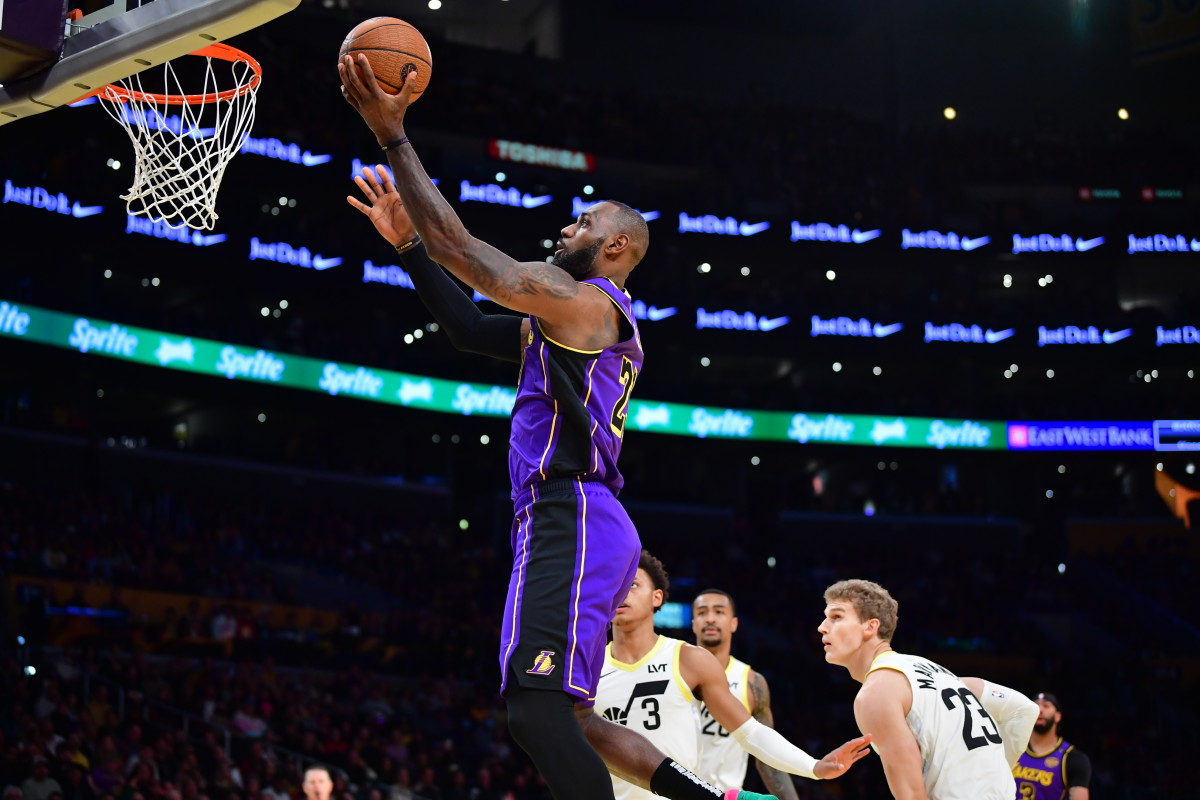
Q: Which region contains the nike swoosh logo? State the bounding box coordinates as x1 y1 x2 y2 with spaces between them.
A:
984 328 1015 343
312 256 342 270
738 221 771 236
645 307 677 321
71 203 104 218
1102 328 1133 343
599 670 617 680
758 316 790 331
961 236 990 251
521 194 553 208
1075 236 1105 251
872 322 903 337
191 233 227 247
851 229 882 244
301 152 332 166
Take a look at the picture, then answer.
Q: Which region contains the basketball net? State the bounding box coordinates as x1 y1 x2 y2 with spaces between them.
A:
98 44 261 231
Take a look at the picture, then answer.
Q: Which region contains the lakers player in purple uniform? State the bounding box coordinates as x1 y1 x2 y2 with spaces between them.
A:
342 58 776 800
1013 693 1091 800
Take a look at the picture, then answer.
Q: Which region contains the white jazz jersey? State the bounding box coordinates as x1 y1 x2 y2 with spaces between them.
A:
596 636 698 800
867 651 1017 800
694 655 753 789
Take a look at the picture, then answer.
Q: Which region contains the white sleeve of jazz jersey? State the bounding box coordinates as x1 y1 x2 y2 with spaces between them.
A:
977 681 1039 767
729 718 819 779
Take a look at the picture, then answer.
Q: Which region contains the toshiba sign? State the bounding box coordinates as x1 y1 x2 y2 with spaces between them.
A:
488 139 595 172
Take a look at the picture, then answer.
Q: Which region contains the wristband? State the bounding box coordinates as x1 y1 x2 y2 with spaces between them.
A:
394 236 421 254
380 136 410 151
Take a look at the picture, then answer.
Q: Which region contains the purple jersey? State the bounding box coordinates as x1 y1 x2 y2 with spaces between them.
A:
1013 738 1073 800
508 277 643 498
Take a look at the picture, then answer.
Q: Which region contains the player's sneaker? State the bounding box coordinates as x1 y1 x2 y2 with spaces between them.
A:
723 791 777 800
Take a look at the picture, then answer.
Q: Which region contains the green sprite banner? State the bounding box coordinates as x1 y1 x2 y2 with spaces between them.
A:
0 299 1006 449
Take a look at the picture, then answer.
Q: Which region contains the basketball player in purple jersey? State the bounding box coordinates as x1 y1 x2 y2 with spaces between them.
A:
1013 693 1091 800
341 59 780 800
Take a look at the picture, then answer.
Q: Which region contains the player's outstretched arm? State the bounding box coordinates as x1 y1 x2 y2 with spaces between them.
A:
340 59 609 328
347 165 524 361
854 671 927 800
682 646 871 781
961 677 1039 768
745 671 798 800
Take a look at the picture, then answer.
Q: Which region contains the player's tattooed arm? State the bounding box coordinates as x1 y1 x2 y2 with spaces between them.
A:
748 671 800 800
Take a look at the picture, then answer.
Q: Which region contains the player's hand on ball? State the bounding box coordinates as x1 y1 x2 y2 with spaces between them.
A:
346 164 415 246
813 733 873 780
339 54 418 144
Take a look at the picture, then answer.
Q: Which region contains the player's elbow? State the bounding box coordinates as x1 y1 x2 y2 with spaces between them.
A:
442 327 477 354
421 229 471 270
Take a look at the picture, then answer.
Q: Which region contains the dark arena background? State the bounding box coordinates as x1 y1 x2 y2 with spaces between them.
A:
1 1 1198 798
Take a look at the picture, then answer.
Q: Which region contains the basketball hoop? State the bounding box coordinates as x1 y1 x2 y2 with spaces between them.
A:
98 43 261 231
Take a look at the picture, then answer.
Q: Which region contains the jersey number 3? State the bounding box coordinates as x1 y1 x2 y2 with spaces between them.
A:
941 687 1002 750
609 357 637 437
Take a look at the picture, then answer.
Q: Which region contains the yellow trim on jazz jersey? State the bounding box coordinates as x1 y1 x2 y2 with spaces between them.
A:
606 635 668 672
727 659 752 711
671 640 695 704
865 650 903 676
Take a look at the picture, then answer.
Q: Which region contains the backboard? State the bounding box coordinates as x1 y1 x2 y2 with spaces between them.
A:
0 0 300 126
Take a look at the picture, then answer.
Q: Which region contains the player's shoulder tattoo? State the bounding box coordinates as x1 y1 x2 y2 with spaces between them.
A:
748 669 773 718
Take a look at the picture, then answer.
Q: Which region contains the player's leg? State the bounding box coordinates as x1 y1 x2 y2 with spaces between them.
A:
498 479 623 800
505 675 614 800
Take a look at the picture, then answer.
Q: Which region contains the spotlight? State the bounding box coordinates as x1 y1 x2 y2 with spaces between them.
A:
943 107 957 120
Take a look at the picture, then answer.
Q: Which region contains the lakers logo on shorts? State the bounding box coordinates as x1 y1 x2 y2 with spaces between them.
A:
527 650 556 676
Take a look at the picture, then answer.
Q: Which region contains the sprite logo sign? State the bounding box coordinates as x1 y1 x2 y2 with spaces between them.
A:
0 299 1113 451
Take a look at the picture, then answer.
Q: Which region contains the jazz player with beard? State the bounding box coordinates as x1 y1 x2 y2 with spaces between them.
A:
342 60 779 800
819 579 1039 800
1013 692 1091 800
691 590 797 799
596 550 873 800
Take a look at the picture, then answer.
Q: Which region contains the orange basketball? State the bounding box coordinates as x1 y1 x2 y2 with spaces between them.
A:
339 17 432 100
